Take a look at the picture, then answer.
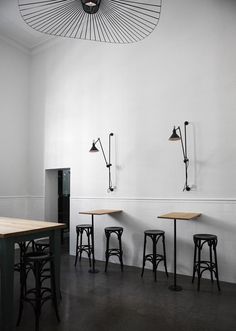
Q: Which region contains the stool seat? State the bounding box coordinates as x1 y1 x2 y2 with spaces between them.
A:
144 230 165 236
76 224 92 229
141 229 168 282
193 234 217 240
104 227 124 272
105 226 123 232
24 251 51 262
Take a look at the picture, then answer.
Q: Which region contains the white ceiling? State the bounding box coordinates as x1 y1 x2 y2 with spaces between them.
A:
0 0 54 49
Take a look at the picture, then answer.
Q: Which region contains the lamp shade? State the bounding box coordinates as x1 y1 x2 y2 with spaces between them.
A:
169 127 181 141
18 0 162 44
89 142 99 152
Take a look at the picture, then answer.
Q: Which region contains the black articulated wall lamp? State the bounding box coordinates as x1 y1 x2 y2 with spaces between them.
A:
169 121 191 192
18 0 162 43
89 133 114 192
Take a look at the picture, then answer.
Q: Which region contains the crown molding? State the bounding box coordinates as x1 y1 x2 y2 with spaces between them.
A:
31 37 62 55
0 34 30 55
0 32 63 56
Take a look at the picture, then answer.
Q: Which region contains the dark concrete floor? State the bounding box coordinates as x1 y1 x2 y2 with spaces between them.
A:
14 244 236 331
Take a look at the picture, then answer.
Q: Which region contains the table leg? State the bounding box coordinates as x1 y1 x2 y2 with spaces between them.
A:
50 229 61 302
89 214 99 273
169 219 182 291
0 238 15 331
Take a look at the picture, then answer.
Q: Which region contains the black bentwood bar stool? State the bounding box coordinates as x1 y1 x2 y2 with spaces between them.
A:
141 230 168 282
104 227 124 272
17 251 60 331
192 234 221 291
74 224 93 267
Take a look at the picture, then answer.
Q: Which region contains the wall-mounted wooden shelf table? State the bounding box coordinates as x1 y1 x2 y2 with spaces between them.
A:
79 209 122 273
0 217 65 331
158 212 201 291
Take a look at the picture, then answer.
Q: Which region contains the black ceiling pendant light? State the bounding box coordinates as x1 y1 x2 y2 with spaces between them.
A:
169 121 191 192
89 133 114 192
18 0 162 43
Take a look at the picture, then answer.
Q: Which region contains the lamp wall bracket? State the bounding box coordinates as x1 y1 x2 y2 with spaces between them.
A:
90 132 115 192
169 121 191 192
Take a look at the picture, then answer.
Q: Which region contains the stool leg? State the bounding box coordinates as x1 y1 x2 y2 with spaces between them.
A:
79 230 83 261
74 232 79 267
35 310 39 331
162 235 168 278
209 242 214 283
16 292 24 326
197 240 201 291
50 260 61 322
192 239 197 283
118 233 124 272
88 229 92 267
16 260 27 326
141 234 147 277
152 236 157 282
105 233 110 272
213 242 221 291
35 261 41 331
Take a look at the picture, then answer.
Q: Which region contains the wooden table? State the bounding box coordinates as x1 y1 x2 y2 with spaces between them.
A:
0 217 65 331
158 212 201 291
79 209 122 273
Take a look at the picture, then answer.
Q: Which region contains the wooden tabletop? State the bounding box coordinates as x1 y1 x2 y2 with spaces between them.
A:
79 209 122 216
158 212 201 220
0 217 65 238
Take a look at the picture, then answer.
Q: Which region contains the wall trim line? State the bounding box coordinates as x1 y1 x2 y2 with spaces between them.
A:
3 196 236 204
0 196 28 199
69 196 236 204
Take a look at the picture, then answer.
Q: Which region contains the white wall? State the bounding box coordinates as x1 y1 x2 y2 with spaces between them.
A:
25 0 236 283
0 37 29 218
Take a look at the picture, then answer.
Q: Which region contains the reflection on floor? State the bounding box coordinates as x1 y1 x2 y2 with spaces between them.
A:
14 247 236 331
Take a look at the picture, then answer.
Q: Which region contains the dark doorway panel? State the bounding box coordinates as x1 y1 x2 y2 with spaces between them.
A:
58 169 70 234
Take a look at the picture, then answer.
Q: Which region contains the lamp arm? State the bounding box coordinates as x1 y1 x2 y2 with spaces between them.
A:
184 121 189 161
183 121 190 191
95 138 109 166
176 127 186 160
183 159 189 191
176 126 190 191
94 133 114 192
108 133 113 167
108 133 114 191
93 138 100 145
94 134 114 191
